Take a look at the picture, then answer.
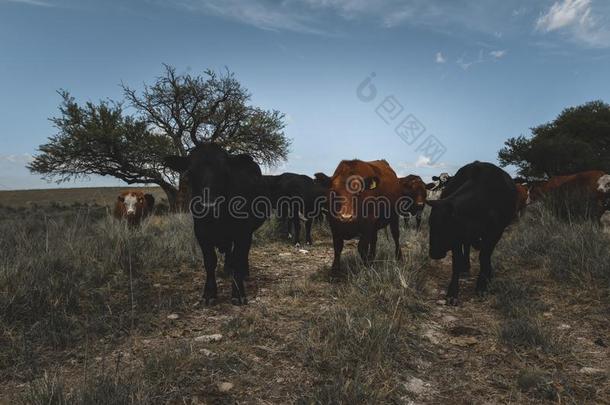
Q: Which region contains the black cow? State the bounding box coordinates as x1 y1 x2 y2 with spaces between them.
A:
427 162 516 305
165 143 265 305
262 173 325 246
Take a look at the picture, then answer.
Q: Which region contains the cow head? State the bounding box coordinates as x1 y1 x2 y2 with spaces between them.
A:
432 172 450 185
315 162 380 223
118 192 144 220
400 175 426 210
426 198 457 259
165 143 232 207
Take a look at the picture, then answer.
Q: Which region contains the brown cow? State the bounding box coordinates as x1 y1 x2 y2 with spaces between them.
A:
399 174 427 230
114 191 155 225
514 182 529 218
528 170 609 216
314 159 403 272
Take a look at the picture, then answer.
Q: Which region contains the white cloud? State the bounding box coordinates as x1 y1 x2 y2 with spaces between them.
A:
414 155 445 169
456 50 484 70
536 0 610 47
167 1 534 36
490 49 507 59
456 49 507 70
0 153 33 165
177 0 326 34
512 6 527 17
435 51 446 63
2 0 52 6
536 0 591 32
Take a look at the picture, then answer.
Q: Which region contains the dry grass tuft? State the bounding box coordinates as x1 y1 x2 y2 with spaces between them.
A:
299 234 430 403
0 206 199 378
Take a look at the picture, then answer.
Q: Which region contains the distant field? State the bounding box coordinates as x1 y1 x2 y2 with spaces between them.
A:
0 186 166 207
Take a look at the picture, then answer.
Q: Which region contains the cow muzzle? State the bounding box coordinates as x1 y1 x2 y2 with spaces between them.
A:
335 207 355 222
339 213 353 222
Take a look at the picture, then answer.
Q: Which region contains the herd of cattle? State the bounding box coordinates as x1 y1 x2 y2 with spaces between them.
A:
113 143 610 306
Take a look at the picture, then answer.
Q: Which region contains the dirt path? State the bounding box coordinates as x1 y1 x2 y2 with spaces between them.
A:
3 232 608 404
412 257 609 404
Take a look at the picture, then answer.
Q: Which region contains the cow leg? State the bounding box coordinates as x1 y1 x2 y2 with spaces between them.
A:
305 218 313 245
447 244 467 306
415 210 422 231
292 214 301 246
390 216 403 261
278 212 290 240
331 233 344 274
231 234 252 305
476 233 502 295
201 244 218 306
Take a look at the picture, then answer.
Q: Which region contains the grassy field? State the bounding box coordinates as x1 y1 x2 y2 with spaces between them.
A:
0 187 165 208
0 188 608 404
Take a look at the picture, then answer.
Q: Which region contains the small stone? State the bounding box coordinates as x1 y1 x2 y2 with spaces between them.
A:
200 349 216 357
403 377 430 395
298 249 309 254
441 315 458 323
557 323 570 330
167 313 180 320
423 328 441 344
435 300 445 305
194 333 223 343
449 336 478 347
580 367 605 375
153 283 161 288
218 382 234 392
279 252 292 257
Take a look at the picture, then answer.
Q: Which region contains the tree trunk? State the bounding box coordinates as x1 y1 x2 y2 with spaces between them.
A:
159 182 179 212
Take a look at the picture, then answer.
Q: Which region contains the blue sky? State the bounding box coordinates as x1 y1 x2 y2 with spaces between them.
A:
2 0 610 190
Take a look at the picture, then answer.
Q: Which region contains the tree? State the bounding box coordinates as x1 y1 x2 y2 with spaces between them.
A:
29 65 291 210
498 100 610 178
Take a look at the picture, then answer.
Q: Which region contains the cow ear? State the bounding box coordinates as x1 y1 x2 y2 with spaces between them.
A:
314 172 332 188
118 195 125 202
164 156 190 172
365 176 379 190
432 176 440 181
